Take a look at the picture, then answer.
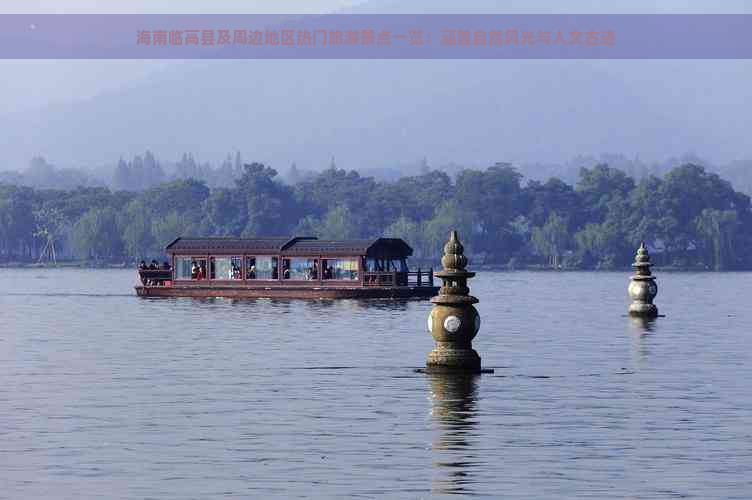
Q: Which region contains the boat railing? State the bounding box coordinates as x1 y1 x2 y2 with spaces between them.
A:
363 268 434 287
138 268 172 286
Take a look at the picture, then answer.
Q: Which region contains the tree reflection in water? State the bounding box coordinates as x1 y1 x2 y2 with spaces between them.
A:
428 372 481 496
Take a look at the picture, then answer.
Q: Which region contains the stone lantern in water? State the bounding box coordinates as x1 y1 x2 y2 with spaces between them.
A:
628 241 658 318
426 231 482 373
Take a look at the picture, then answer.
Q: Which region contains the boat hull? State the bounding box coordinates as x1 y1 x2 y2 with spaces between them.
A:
135 284 439 299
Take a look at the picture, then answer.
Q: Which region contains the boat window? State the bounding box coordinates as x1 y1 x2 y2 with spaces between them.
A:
323 258 358 280
247 256 278 280
211 256 242 280
193 258 207 280
285 258 319 280
231 257 242 279
176 257 193 279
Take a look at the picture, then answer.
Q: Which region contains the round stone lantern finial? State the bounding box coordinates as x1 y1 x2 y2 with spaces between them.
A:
426 231 482 373
628 241 659 317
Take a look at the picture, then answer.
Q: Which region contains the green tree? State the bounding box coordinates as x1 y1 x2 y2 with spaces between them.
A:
384 215 424 257
531 212 570 268
422 200 474 260
0 186 36 259
200 188 245 236
121 199 154 259
141 178 210 215
573 220 628 270
695 209 740 270
293 215 321 237
236 163 299 236
319 205 357 240
152 211 190 250
453 163 524 261
295 167 377 218
524 177 583 229
33 207 68 263
71 207 123 260
576 164 635 223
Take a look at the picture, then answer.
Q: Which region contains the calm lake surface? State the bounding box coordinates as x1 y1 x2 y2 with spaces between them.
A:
2 269 752 499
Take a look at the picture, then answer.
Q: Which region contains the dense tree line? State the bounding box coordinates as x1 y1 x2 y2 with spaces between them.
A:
1 161 751 270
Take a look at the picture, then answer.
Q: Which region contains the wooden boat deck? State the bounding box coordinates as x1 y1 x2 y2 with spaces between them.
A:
135 283 438 299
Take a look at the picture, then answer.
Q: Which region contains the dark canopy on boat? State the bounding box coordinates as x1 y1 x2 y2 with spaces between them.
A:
165 236 413 258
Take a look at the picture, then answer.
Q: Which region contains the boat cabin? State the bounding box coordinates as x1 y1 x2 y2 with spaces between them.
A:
136 236 436 298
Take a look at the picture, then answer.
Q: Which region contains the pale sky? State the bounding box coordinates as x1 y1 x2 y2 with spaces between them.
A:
0 0 361 113
0 0 748 115
0 0 749 166
0 0 752 114
1 0 747 14
0 0 357 14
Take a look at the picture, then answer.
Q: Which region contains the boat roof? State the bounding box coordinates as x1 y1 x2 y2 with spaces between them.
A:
165 236 413 258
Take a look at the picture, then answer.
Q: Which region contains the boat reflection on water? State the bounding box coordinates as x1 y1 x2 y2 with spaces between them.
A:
427 372 482 496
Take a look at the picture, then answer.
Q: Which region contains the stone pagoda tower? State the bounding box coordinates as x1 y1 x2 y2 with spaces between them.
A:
426 231 482 373
628 241 659 318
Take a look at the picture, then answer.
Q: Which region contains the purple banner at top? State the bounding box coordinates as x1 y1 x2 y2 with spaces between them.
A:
0 14 750 59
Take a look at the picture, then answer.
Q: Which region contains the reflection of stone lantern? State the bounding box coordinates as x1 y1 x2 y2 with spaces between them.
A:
628 241 658 318
428 372 479 496
426 231 482 373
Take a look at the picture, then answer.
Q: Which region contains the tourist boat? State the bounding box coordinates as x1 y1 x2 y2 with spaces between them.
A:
135 236 438 299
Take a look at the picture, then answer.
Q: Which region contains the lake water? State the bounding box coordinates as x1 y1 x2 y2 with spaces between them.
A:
2 268 752 499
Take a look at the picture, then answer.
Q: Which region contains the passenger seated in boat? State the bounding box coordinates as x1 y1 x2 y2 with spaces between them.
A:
197 265 206 280
248 265 256 279
161 261 171 271
191 262 198 279
138 260 147 270
149 260 158 270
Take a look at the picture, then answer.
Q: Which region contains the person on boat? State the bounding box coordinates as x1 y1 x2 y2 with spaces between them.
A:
197 264 205 280
138 260 148 285
191 262 198 279
161 261 171 271
248 265 256 279
149 259 159 270
310 263 318 280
